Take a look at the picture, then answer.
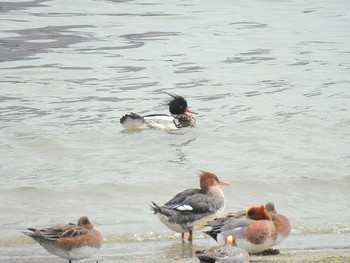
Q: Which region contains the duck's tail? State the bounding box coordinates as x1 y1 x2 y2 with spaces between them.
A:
120 113 145 130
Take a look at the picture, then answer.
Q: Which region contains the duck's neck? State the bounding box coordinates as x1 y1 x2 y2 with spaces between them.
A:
206 185 225 200
209 186 226 211
84 223 94 230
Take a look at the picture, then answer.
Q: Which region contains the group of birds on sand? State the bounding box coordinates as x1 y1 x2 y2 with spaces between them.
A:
23 95 291 263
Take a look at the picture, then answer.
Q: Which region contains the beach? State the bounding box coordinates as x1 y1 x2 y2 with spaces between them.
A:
112 252 350 263
1 0 349 262
3 233 350 262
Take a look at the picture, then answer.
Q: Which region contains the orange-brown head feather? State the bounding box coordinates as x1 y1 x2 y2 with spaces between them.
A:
199 171 229 192
246 205 271 220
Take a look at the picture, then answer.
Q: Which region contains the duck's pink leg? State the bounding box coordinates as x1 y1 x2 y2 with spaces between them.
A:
181 232 185 241
188 230 193 242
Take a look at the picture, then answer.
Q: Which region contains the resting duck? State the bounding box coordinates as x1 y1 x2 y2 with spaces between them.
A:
23 216 102 263
151 171 230 241
195 235 250 263
205 204 288 254
264 202 291 253
120 94 197 130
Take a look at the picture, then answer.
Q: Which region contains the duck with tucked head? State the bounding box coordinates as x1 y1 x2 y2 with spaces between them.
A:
151 171 230 242
204 205 278 254
195 235 250 263
23 216 102 263
262 202 291 254
120 93 197 130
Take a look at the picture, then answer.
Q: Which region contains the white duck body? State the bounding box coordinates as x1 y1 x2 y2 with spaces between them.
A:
120 94 197 131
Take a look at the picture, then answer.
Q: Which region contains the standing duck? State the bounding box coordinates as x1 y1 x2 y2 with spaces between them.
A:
195 235 250 263
23 216 102 263
151 171 230 241
120 94 197 130
204 205 278 254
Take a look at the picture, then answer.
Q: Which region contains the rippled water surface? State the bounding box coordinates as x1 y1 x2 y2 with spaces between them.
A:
1 0 349 262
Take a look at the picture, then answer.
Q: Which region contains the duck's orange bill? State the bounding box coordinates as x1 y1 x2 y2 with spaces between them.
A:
185 109 198 115
217 181 230 186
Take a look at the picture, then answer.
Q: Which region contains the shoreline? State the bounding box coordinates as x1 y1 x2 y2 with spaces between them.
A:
2 233 350 262
108 249 350 263
1 243 350 263
250 249 350 263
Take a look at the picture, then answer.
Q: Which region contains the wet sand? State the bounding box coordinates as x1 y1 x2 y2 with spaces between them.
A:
101 252 350 263
3 236 350 263
99 233 350 263
108 250 350 263
4 250 350 263
254 250 350 263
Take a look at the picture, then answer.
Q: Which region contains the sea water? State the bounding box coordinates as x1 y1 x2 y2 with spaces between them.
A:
0 0 349 262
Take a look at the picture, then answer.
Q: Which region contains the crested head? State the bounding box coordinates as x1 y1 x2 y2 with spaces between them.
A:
167 93 189 115
199 171 229 191
246 205 271 220
78 216 93 230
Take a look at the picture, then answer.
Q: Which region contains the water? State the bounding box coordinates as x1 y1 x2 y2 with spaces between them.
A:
0 0 350 262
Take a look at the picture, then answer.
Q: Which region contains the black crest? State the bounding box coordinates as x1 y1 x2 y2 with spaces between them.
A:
167 93 188 115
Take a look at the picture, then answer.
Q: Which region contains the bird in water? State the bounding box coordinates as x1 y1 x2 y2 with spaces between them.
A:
151 171 229 242
120 93 197 130
23 216 102 263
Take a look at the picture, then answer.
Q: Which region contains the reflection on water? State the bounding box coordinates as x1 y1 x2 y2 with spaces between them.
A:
0 0 350 261
169 138 196 164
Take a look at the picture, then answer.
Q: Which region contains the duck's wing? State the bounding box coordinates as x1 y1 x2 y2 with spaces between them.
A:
196 245 246 262
164 189 220 214
164 189 201 206
26 224 90 241
204 215 254 241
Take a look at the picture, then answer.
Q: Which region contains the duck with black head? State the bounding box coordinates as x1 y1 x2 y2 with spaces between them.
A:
120 93 197 130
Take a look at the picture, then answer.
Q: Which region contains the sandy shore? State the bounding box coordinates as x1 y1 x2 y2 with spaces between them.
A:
2 234 350 263
108 250 350 263
2 246 350 263
243 250 350 263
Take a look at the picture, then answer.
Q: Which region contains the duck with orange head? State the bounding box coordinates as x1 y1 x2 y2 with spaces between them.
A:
151 171 230 242
204 203 290 254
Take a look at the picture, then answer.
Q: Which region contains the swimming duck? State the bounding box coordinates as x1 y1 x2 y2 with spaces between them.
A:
120 94 197 130
151 171 229 241
23 216 102 263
